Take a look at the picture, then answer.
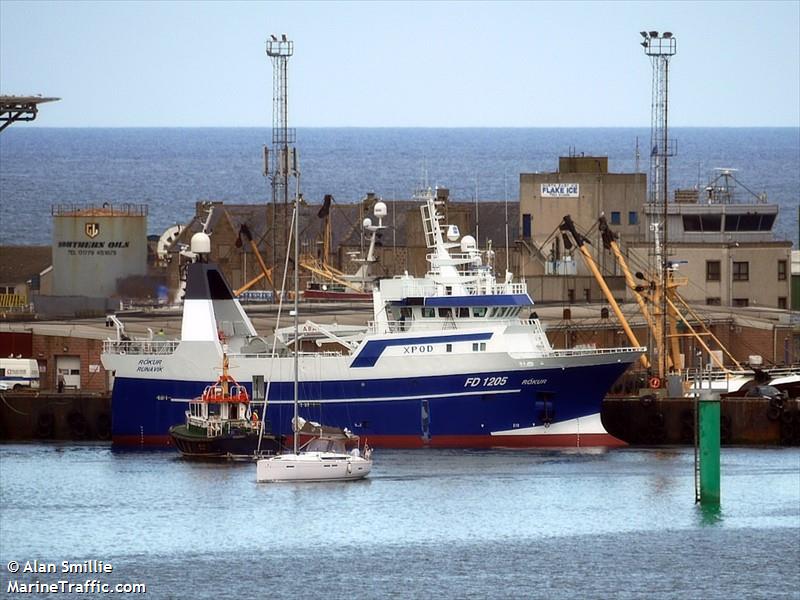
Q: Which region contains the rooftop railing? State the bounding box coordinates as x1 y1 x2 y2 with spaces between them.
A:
52 203 148 217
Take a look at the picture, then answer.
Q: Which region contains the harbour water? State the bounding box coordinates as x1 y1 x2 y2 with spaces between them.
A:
1 444 798 598
1 127 798 248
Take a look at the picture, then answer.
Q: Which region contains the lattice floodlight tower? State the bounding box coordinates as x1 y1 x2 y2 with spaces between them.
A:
641 31 677 207
265 34 296 206
640 30 677 380
265 35 297 278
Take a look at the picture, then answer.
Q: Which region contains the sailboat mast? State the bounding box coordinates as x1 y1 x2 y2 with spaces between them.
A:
293 189 299 455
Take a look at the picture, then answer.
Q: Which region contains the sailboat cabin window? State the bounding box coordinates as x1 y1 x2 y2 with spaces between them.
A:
421 307 435 318
472 307 487 318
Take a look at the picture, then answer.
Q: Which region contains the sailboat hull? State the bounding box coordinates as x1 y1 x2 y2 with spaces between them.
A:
256 452 372 482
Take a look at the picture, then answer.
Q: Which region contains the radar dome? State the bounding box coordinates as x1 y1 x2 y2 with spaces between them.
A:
446 225 460 242
460 235 477 252
191 232 211 255
362 217 372 229
373 201 387 218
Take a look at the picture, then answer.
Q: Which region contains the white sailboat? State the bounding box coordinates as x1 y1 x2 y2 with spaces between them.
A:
256 192 373 483
256 416 372 482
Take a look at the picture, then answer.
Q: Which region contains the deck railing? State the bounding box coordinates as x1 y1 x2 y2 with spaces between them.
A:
550 346 647 357
102 340 179 355
369 318 547 335
398 281 527 298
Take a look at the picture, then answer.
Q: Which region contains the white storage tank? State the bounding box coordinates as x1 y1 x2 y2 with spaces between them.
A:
51 204 148 298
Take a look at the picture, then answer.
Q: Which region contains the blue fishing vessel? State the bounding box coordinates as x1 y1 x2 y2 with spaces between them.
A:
101 189 644 448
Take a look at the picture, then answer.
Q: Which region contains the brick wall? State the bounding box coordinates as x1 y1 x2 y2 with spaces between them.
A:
31 334 109 393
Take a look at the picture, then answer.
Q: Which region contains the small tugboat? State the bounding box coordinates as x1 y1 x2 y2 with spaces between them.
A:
169 355 283 459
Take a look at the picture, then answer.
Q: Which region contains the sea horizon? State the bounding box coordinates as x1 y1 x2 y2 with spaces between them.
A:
1 126 798 247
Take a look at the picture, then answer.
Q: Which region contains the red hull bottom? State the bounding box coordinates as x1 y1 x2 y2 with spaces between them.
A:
113 433 627 449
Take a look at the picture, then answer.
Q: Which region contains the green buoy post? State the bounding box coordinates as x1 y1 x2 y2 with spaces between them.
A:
697 391 721 506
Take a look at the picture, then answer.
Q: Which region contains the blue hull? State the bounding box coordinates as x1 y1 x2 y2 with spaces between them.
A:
111 362 630 448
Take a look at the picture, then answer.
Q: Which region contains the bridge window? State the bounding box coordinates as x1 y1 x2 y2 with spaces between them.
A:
725 213 775 231
438 307 453 318
422 307 435 318
472 307 487 317
683 214 722 232
457 307 470 318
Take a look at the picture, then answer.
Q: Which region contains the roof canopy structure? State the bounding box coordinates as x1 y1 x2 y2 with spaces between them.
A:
0 95 60 132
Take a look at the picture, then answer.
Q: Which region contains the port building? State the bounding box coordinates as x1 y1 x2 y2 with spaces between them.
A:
517 156 792 310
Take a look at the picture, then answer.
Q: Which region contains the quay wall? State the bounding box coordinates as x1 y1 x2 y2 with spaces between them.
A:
0 392 111 441
1 392 797 447
602 396 800 446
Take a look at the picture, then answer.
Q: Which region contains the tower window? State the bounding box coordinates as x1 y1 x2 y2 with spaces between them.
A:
706 261 721 282
778 260 787 281
732 261 749 282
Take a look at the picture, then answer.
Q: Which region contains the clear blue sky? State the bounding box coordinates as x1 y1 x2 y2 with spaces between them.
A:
1 0 798 127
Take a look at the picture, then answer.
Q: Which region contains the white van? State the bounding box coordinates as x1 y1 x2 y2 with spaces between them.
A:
0 358 41 390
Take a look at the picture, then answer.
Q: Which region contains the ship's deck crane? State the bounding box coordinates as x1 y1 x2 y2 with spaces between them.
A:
234 224 275 296
559 215 649 369
595 214 742 379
